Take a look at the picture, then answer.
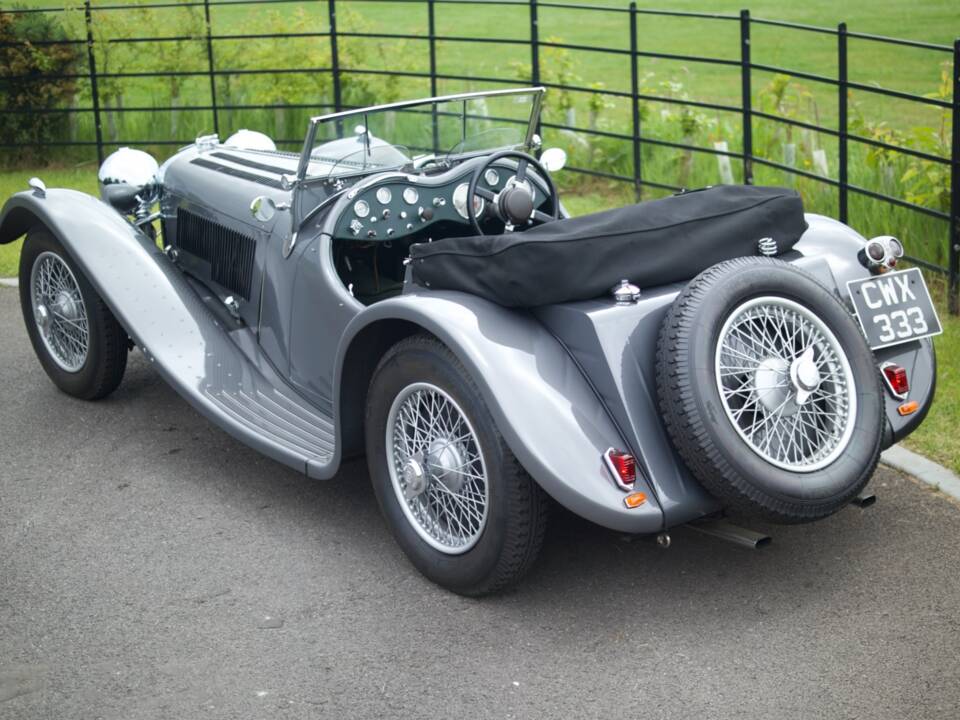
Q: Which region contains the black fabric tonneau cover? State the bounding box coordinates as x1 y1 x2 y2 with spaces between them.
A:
409 185 807 307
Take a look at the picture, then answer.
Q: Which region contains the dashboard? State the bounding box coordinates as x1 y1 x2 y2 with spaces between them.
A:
330 160 546 241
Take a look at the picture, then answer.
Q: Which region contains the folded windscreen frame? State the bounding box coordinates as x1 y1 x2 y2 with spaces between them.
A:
409 185 808 307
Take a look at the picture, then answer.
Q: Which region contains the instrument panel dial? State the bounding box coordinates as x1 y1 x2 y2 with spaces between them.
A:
402 187 419 205
353 199 370 218
452 182 484 220
484 168 500 186
375 187 392 204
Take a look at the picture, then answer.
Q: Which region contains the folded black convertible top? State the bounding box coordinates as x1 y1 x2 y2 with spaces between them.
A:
409 185 807 307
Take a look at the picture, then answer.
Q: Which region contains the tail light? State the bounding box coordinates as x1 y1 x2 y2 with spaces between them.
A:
881 363 909 398
862 236 905 274
604 448 636 490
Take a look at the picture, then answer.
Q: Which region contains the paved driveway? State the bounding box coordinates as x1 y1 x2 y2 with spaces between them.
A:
1 286 959 719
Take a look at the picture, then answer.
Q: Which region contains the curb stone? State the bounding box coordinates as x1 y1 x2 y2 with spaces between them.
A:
881 444 960 502
0 278 17 288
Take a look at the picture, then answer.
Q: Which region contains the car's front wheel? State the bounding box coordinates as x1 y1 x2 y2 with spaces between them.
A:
19 227 128 400
365 335 548 596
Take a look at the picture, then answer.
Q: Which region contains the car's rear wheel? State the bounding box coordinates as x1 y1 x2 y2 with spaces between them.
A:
365 334 548 595
656 257 883 523
19 227 128 400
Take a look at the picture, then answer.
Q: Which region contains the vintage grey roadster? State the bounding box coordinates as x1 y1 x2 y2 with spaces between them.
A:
0 87 941 594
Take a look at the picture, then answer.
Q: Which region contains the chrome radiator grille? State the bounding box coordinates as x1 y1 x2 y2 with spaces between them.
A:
175 208 256 300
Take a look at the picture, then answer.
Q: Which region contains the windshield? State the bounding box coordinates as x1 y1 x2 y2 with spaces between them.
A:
299 88 543 179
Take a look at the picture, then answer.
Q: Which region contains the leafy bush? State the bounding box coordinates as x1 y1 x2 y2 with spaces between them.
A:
0 7 82 164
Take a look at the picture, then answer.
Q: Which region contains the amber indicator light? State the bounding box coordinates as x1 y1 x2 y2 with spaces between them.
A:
623 492 647 508
897 401 920 416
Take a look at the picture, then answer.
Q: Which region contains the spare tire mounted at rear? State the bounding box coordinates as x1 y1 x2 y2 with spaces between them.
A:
656 257 884 523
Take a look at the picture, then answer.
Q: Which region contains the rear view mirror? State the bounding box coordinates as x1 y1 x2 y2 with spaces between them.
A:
541 147 567 173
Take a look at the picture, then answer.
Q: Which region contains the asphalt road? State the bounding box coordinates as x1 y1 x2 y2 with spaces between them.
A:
2 286 959 720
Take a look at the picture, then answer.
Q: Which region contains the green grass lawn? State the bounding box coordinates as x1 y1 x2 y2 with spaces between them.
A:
904 285 960 475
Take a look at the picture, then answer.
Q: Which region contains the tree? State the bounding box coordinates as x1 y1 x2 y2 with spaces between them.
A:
0 7 83 165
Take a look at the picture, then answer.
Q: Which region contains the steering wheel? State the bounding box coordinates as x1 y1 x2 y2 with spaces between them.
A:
467 150 560 235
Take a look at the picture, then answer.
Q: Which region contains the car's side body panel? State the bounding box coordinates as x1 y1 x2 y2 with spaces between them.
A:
159 144 297 332
336 290 666 533
534 287 721 526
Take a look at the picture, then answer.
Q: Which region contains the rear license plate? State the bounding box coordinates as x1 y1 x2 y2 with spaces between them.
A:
846 268 942 350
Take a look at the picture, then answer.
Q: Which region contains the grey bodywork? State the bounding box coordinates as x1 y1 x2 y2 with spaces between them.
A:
0 105 935 534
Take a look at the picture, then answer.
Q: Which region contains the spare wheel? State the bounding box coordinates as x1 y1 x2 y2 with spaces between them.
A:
656 257 883 523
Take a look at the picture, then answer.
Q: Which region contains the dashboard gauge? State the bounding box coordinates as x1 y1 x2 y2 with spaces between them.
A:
452 182 484 220
402 187 419 205
484 168 500 186
375 187 392 204
353 199 370 218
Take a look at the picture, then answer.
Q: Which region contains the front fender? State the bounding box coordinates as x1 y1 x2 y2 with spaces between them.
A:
336 290 665 534
1 187 145 261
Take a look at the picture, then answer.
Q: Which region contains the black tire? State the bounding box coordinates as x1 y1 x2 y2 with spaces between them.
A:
365 334 548 596
656 257 883 523
19 227 128 400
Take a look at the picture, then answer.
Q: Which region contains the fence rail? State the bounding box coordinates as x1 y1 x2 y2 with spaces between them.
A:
1 0 957 312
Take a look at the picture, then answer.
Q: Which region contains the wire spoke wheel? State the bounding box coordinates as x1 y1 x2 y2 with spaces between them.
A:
386 382 489 554
714 296 857 472
30 251 89 373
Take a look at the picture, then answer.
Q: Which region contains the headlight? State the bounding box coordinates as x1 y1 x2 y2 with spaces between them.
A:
98 147 160 214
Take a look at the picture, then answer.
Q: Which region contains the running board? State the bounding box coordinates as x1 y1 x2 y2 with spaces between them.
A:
130 254 337 478
19 191 337 478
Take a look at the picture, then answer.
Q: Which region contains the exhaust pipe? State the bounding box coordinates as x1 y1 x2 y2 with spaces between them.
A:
688 519 772 550
850 492 877 508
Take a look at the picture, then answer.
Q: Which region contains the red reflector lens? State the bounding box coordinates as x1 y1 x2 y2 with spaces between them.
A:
882 364 909 396
604 449 636 490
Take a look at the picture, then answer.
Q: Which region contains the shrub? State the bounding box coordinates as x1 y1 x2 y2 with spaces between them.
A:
0 7 83 164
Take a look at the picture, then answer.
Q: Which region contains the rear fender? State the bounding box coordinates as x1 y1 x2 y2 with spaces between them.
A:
335 290 665 534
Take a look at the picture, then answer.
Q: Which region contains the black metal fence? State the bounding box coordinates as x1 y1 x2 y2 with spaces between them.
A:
1 0 958 312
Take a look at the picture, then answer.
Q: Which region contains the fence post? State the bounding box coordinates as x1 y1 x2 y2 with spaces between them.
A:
83 0 104 165
203 0 219 136
529 0 540 86
739 9 753 185
428 0 439 152
838 23 848 225
949 38 959 314
529 0 541 140
328 0 342 113
629 2 641 202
